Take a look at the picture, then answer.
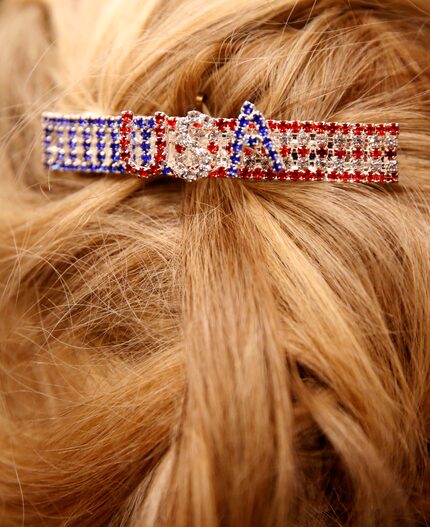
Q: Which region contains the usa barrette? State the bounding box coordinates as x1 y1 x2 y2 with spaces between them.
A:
42 101 399 183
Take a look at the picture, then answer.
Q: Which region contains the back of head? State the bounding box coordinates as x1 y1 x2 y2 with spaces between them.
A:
0 0 429 525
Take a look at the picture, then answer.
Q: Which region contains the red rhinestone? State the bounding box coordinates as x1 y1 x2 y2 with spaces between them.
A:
386 123 399 135
167 117 176 130
120 124 131 135
138 168 149 178
225 142 232 153
335 148 347 158
317 147 328 157
328 122 339 134
386 149 397 159
218 167 226 178
253 168 263 179
126 164 136 174
341 123 351 135
280 146 290 157
315 168 324 179
216 119 226 131
207 142 219 154
291 121 300 133
241 167 250 179
313 121 327 134
278 170 287 180
371 148 383 159
290 169 300 181
227 120 236 131
328 170 338 180
302 168 311 179
353 170 362 181
266 168 275 180
268 120 277 131
352 148 364 159
365 124 375 135
353 123 363 135
155 138 164 146
298 147 310 157
175 144 185 153
154 152 164 163
341 172 351 181
120 152 129 161
149 164 158 175
120 138 130 150
121 111 133 122
244 147 253 157
303 121 313 133
278 120 288 133
376 124 385 136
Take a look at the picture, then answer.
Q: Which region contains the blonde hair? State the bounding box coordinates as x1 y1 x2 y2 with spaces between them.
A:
0 0 429 525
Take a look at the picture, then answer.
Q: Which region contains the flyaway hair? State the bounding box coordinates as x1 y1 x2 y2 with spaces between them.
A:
0 0 429 526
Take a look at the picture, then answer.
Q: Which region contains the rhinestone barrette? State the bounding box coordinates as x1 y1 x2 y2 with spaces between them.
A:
42 101 399 183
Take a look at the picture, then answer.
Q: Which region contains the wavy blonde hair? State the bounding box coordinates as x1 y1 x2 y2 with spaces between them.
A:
0 0 429 525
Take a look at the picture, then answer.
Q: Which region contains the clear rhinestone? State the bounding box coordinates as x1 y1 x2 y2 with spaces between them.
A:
167 111 213 181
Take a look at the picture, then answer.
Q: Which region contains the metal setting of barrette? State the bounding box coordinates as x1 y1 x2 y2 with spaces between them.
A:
42 101 399 183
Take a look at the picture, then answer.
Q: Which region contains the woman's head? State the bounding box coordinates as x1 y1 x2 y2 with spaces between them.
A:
0 0 429 525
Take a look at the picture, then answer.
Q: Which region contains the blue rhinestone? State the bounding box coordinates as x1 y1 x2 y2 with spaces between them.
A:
162 167 171 175
253 115 263 124
147 118 155 128
111 132 119 140
260 128 268 137
235 130 245 139
113 154 121 162
97 118 104 126
230 154 240 163
142 154 151 163
69 129 77 136
227 168 238 177
142 130 151 139
141 144 150 152
79 119 87 127
43 139 51 146
273 162 282 172
107 119 115 127
262 137 271 146
269 151 277 159
239 117 248 127
243 105 253 115
232 143 242 152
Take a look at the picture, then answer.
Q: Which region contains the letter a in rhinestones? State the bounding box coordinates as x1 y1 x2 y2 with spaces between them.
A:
227 101 285 177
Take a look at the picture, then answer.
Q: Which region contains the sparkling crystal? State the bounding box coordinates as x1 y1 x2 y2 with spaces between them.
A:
167 111 213 181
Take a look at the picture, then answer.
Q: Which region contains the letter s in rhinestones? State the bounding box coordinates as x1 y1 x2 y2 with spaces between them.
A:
167 110 213 181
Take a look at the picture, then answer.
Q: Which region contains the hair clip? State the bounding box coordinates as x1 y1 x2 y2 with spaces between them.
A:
42 101 399 183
